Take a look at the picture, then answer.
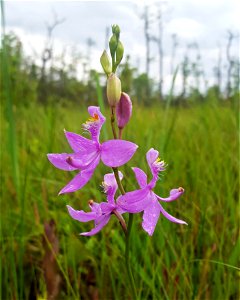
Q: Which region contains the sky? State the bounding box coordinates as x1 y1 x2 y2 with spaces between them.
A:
3 0 240 93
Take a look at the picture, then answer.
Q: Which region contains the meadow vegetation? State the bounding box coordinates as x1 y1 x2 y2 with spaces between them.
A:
1 32 239 299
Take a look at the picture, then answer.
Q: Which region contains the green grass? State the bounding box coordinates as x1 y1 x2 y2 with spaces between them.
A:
1 100 239 299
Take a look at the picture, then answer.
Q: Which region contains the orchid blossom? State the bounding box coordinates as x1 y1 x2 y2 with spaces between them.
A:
117 148 187 235
67 172 125 236
47 106 138 194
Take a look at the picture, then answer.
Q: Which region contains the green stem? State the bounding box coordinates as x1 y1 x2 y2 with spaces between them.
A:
125 214 138 299
112 167 125 195
110 107 138 298
118 128 123 139
110 107 117 139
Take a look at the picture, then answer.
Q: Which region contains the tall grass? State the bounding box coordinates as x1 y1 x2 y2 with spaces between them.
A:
1 95 239 299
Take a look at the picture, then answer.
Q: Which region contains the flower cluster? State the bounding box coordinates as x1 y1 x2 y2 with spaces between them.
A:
47 24 187 237
48 105 187 236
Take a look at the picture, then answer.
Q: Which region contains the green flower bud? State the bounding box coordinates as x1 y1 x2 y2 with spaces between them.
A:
109 35 118 59
107 73 122 107
116 40 124 67
100 50 112 75
112 24 120 39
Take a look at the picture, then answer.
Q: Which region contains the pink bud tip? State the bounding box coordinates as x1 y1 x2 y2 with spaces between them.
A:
116 92 132 129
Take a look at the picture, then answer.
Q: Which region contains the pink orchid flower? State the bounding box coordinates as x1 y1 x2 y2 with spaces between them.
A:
47 106 138 194
67 172 125 236
117 148 187 235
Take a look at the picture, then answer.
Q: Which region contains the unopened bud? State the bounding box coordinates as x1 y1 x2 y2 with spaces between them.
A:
112 24 120 39
109 35 118 59
107 73 121 107
116 92 132 129
100 50 112 75
116 41 124 67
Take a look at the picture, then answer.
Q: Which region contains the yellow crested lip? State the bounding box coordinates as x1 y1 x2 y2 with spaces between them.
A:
90 113 99 122
84 113 99 125
155 157 165 164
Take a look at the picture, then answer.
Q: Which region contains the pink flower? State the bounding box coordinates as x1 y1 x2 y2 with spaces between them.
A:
47 106 138 194
67 172 125 236
117 148 187 236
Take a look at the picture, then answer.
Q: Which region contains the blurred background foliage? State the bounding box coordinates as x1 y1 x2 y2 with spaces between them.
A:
0 4 239 300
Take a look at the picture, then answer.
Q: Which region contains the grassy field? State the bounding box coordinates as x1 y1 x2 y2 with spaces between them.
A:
1 99 239 299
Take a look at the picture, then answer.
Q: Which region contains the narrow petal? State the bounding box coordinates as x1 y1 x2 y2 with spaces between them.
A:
159 203 187 225
66 149 99 169
59 155 100 194
101 140 138 167
64 130 97 153
132 167 148 188
117 188 151 213
80 215 111 236
67 205 97 222
142 196 161 236
47 153 77 171
100 202 116 214
155 188 184 202
146 148 159 168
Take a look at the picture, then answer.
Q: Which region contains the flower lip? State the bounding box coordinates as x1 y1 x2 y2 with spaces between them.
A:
178 187 184 193
153 157 166 172
83 113 100 129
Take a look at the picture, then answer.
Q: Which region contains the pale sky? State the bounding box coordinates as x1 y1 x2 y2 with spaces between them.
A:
3 0 240 93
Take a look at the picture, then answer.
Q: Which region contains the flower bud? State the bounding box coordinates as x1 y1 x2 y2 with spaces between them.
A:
116 40 124 67
116 92 132 129
107 73 121 107
100 50 112 75
109 35 118 59
112 24 120 39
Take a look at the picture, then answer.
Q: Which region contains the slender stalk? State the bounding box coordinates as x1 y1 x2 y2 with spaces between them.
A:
118 128 123 139
110 106 138 299
113 209 127 235
125 214 138 299
110 107 117 139
112 167 125 195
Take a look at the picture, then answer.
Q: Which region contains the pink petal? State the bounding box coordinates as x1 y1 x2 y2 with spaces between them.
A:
59 156 100 194
47 153 77 171
100 202 116 214
104 172 123 189
117 188 151 213
101 140 138 167
88 202 102 215
132 167 148 188
156 188 184 202
103 172 123 204
64 130 97 153
146 148 159 168
67 205 97 222
142 196 161 236
66 150 100 169
85 106 106 142
159 203 187 225
80 215 111 236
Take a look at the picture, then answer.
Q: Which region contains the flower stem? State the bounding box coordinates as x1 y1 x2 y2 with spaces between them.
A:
113 209 127 235
110 108 138 299
110 107 117 139
125 214 138 299
118 128 123 139
112 167 125 195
